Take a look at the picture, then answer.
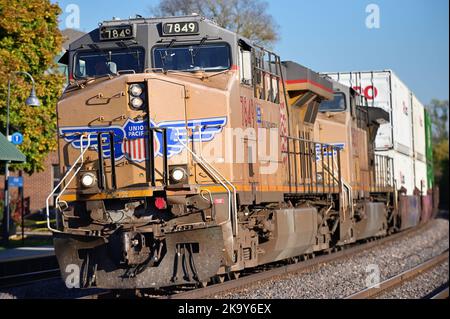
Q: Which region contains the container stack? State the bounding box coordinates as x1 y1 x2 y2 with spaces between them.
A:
323 70 434 196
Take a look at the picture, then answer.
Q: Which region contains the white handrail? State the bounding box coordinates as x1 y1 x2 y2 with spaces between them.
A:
342 180 353 221
175 128 238 236
46 134 92 233
196 126 238 235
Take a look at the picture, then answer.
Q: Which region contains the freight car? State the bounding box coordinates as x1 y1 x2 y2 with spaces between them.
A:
324 71 438 226
48 15 432 289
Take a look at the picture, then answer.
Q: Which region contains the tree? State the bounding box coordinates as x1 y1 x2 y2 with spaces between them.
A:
428 99 449 144
426 99 449 210
150 0 279 45
426 99 449 179
0 0 65 174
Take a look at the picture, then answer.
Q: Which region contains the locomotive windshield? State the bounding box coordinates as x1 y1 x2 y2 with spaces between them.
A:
319 92 347 112
153 43 231 72
73 48 145 78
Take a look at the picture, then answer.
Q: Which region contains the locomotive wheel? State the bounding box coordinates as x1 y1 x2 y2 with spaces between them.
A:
228 272 240 280
213 275 226 284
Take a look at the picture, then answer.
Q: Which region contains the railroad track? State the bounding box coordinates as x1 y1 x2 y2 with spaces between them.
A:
83 223 431 299
0 255 60 289
346 250 449 299
161 224 432 299
426 283 449 299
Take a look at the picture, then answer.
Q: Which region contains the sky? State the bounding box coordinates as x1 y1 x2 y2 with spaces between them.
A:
52 0 449 104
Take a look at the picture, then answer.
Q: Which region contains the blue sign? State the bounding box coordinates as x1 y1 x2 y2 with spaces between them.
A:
315 143 345 161
256 106 262 124
8 176 23 188
11 132 24 145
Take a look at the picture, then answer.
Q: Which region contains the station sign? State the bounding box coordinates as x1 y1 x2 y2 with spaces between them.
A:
8 176 23 188
8 132 24 145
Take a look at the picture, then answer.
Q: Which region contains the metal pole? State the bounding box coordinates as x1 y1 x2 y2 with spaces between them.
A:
20 171 24 246
2 78 11 246
2 71 36 246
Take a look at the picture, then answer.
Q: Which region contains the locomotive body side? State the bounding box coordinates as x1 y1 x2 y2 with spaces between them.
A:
314 81 394 241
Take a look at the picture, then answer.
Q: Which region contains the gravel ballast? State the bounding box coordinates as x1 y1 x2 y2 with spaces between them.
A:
377 261 449 299
212 218 449 299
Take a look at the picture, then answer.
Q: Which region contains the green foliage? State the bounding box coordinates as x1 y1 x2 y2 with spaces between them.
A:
428 99 449 144
426 99 449 209
426 99 449 180
150 0 279 45
0 0 65 174
433 139 449 179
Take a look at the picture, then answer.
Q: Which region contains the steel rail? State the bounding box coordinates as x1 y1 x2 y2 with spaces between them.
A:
0 253 60 289
427 284 449 299
161 223 430 299
0 269 61 289
345 250 449 299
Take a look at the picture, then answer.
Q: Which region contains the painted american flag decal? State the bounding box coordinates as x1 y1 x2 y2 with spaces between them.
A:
122 138 149 162
60 117 227 163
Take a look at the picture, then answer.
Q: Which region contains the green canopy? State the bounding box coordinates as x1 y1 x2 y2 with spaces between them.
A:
0 132 26 162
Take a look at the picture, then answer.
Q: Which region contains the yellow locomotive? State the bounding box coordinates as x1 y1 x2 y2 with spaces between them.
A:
50 15 405 289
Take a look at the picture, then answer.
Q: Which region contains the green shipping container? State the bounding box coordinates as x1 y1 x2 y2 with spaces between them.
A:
424 110 434 189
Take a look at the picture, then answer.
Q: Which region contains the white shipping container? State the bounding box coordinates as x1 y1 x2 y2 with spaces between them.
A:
414 159 428 195
378 150 415 195
325 70 413 156
411 94 426 162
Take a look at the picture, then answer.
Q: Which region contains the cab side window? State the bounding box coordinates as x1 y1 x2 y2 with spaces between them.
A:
238 39 281 104
238 40 252 86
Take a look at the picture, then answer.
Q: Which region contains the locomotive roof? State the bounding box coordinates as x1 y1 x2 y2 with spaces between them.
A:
61 14 332 97
67 14 241 52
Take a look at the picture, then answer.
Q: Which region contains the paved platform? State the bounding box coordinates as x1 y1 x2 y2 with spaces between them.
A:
0 246 55 263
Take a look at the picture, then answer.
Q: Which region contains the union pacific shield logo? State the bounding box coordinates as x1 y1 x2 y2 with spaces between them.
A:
122 120 152 162
60 117 227 163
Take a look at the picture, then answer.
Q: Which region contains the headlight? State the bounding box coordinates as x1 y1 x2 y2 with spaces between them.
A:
169 166 188 184
130 97 144 109
81 173 96 188
129 84 143 97
172 168 185 182
316 172 323 183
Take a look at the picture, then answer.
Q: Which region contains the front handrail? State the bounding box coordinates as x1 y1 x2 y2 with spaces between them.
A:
46 134 92 233
174 128 238 237
196 125 238 237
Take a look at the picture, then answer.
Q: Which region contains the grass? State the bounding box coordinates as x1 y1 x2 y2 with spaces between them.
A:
0 218 55 249
0 235 53 249
1 207 55 249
